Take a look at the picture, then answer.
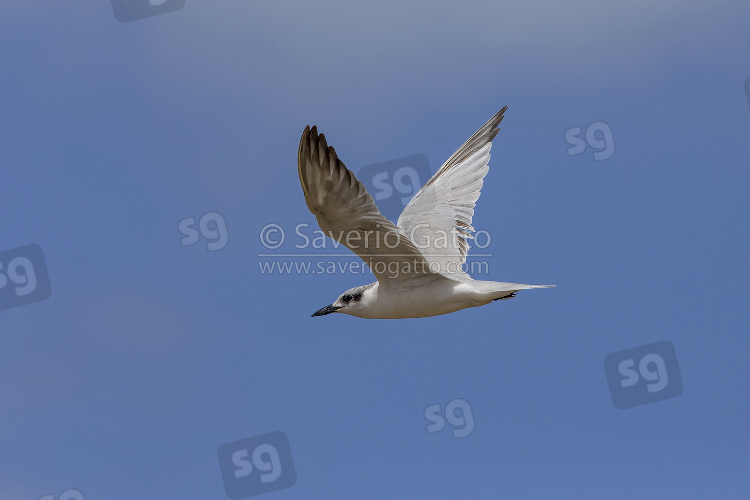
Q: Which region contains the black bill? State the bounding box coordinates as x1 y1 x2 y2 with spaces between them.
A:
311 304 343 317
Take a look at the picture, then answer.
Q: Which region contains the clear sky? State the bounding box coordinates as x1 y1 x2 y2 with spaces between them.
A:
2 1 749 499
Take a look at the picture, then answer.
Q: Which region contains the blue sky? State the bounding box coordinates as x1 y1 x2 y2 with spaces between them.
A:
1 1 749 498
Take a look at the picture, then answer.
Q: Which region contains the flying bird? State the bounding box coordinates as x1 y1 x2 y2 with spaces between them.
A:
298 107 553 319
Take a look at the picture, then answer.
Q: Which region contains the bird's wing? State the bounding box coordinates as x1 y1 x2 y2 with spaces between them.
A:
298 125 444 283
396 107 507 278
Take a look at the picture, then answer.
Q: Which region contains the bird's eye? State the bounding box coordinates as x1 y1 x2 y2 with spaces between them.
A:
342 294 352 303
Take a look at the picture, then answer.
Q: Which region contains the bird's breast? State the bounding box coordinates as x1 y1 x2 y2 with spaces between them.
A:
358 280 488 319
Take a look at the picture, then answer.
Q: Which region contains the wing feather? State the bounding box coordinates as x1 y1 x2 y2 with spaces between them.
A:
298 126 444 283
397 107 507 278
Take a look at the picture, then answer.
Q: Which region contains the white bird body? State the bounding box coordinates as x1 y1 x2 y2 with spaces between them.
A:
340 279 550 319
298 107 554 319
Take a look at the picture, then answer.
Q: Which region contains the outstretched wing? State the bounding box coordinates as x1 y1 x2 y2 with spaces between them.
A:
396 107 507 278
298 125 442 283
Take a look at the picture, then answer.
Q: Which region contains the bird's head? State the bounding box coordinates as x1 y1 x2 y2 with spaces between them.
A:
311 283 376 317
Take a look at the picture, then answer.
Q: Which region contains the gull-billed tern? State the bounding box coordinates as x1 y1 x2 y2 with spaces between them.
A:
298 107 554 319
